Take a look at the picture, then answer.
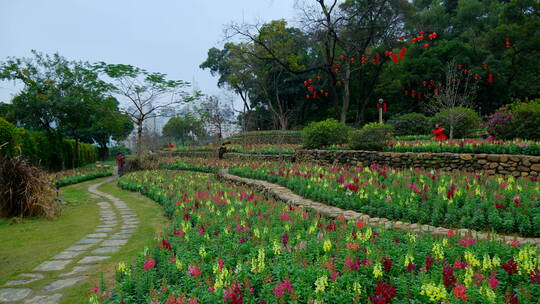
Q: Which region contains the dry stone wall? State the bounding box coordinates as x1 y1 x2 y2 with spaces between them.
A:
295 149 540 176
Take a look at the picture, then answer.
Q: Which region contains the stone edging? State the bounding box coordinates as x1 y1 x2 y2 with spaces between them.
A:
217 169 540 248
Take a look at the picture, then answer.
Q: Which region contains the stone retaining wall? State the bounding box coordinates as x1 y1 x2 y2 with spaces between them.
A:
295 149 540 176
223 152 294 162
158 151 217 159
217 169 540 247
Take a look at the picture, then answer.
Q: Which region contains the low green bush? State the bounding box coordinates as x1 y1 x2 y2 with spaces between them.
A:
350 123 394 151
508 99 540 140
432 107 480 139
387 113 431 136
302 119 351 149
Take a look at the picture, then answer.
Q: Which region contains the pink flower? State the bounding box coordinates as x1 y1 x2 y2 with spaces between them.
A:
280 213 290 221
459 238 476 247
188 264 201 278
447 230 456 237
143 258 156 270
510 240 520 248
453 284 467 301
274 279 293 297
488 278 499 290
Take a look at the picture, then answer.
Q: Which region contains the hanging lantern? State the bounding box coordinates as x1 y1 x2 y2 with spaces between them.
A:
488 73 493 84
404 90 409 95
505 37 511 48
411 37 417 43
324 92 329 96
313 91 317 99
399 47 407 61
422 80 427 86
306 95 310 99
398 36 405 41
457 64 463 70
308 78 313 83
308 85 314 92
316 76 321 81
423 43 429 49
482 64 489 69
337 81 342 86
303 81 308 86
391 54 399 64
474 73 479 79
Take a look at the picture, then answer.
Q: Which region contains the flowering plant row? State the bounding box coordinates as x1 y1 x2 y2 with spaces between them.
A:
229 163 540 237
160 158 233 173
52 166 112 187
383 139 540 156
92 170 539 303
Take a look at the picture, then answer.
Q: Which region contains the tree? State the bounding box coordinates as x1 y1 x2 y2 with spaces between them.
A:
94 63 195 156
196 96 235 140
426 60 478 139
162 113 206 144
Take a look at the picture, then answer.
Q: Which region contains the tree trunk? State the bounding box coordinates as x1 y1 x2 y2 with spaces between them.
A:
340 63 351 124
136 120 143 158
73 139 79 169
449 125 454 140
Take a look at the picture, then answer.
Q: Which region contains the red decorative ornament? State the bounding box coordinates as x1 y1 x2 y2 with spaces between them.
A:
411 37 417 43
303 81 308 86
391 53 399 64
169 143 174 148
429 79 434 85
419 31 425 35
377 103 388 112
473 73 479 79
399 47 407 61
404 90 408 95
505 37 511 48
324 92 329 96
307 85 314 92
320 89 324 93
488 73 493 84
308 78 313 83
316 76 321 81
417 36 424 41
423 43 429 49
398 36 405 41
422 80 427 86
339 55 345 60
463 69 469 74
337 81 342 86
482 64 489 69
313 91 317 99
306 95 310 99
457 64 463 70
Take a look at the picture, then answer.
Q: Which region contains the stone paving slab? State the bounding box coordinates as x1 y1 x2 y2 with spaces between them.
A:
97 224 116 228
77 238 103 244
110 233 132 239
85 233 108 238
34 260 71 272
78 256 110 264
52 250 85 260
24 293 62 304
3 273 44 287
94 228 113 232
43 276 87 292
120 228 136 233
59 265 96 277
0 288 32 302
102 239 127 246
65 244 94 251
91 246 121 254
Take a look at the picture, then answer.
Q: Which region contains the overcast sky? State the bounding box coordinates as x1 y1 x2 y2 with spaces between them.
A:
0 0 296 108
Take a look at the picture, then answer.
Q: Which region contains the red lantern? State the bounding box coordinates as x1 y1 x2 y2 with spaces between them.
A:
391 54 399 64
423 43 429 49
169 143 174 148
411 37 417 43
337 81 342 86
308 85 314 92
463 69 469 74
308 78 313 83
316 76 321 81
482 64 489 69
398 36 405 41
324 92 329 96
404 90 409 95
303 81 308 86
417 36 424 41
488 73 493 84
376 103 387 112
383 103 387 112
350 58 356 63
313 91 317 99
399 47 407 61
422 80 427 86
473 73 479 79
505 37 511 48
320 89 324 93
306 95 310 99
457 64 463 70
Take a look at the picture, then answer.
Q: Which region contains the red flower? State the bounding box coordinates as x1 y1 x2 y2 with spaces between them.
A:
161 239 172 250
459 238 476 247
143 258 156 270
370 281 396 304
502 259 518 275
188 264 201 277
382 257 393 272
530 269 540 284
443 267 456 287
447 230 456 237
282 233 289 246
453 284 467 301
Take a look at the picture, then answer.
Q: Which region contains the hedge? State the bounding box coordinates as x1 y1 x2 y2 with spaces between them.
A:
0 117 98 171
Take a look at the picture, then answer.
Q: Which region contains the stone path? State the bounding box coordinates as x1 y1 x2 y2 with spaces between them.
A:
218 169 540 248
0 177 139 304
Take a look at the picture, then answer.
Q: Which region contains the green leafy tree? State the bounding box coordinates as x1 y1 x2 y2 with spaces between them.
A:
94 63 196 156
162 114 206 144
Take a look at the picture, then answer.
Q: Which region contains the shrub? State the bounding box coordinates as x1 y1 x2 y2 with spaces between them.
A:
350 122 394 151
483 109 515 139
0 117 17 157
508 99 540 140
302 119 351 149
0 156 56 218
387 113 431 136
432 107 480 139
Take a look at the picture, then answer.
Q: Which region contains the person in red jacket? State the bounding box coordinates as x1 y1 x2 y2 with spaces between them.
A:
432 124 448 141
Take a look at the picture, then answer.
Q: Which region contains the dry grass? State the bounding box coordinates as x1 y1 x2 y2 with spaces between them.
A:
0 156 57 219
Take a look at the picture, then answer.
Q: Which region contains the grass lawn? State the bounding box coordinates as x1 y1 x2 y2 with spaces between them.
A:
0 178 103 285
60 180 167 303
0 177 167 303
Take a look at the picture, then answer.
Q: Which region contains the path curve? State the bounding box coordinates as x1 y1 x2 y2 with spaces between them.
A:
217 169 540 248
0 177 139 304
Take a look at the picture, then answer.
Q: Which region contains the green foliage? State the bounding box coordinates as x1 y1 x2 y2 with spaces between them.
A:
387 113 431 136
162 114 206 144
432 107 480 138
507 99 540 140
0 117 17 157
350 123 394 151
302 119 351 149
0 118 97 171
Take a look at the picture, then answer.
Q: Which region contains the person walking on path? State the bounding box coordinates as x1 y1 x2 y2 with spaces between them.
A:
432 124 448 141
115 153 125 176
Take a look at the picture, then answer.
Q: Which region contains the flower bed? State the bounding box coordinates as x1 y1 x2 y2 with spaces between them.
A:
160 157 235 173
91 170 539 303
230 163 540 237
384 138 540 156
52 166 113 187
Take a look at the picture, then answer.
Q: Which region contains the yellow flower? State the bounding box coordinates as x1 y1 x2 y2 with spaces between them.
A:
273 240 281 255
464 250 480 268
482 253 492 271
404 252 415 267
253 228 260 238
516 245 539 275
199 246 207 258
406 232 416 243
373 262 383 278
314 275 328 293
464 267 474 287
323 239 332 252
352 281 362 295
432 242 444 260
492 255 501 267
175 258 183 271
480 286 496 302
420 282 447 302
